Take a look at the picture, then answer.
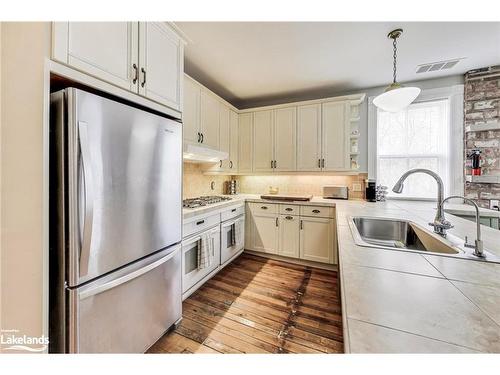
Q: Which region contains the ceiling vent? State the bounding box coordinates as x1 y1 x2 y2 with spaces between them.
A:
416 58 464 74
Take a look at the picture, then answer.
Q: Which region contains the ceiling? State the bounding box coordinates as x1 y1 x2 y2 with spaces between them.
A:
175 22 500 108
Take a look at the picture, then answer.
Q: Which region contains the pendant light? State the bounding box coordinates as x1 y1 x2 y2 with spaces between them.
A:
373 29 420 112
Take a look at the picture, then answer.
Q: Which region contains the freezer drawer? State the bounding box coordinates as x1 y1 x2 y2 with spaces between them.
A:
67 245 181 353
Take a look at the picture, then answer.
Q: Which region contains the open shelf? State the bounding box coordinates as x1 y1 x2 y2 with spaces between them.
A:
465 121 500 133
465 175 500 184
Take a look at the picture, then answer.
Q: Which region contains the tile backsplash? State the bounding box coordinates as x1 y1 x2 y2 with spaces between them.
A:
237 173 368 199
182 163 233 198
183 162 367 200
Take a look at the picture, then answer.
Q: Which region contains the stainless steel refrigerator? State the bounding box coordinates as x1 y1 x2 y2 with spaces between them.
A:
49 88 182 353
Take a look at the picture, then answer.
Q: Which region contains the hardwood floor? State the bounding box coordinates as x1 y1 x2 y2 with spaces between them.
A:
147 253 343 354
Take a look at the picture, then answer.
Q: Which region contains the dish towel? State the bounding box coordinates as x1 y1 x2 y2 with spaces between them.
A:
234 220 242 247
198 233 213 270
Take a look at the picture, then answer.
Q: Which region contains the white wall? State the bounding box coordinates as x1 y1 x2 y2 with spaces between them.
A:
0 22 51 347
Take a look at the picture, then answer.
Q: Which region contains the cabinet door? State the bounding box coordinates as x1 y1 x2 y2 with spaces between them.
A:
218 104 231 170
297 104 322 171
238 113 253 173
229 110 239 172
278 215 300 258
138 22 183 111
200 91 220 149
253 110 274 172
251 213 279 254
53 22 139 91
322 101 350 170
183 76 201 144
300 217 335 264
274 107 297 172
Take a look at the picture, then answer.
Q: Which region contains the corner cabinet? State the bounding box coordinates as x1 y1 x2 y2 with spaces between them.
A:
52 22 184 112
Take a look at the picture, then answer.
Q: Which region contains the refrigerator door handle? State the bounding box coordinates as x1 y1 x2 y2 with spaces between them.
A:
78 247 179 300
78 121 94 278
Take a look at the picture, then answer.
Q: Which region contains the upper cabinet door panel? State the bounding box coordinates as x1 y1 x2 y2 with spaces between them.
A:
200 91 220 149
238 113 253 173
219 104 231 170
183 77 200 144
322 101 349 170
139 22 183 111
274 107 296 172
253 110 274 172
54 22 139 91
297 104 321 171
229 110 239 172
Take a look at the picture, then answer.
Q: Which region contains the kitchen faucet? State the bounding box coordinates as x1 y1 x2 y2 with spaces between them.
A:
392 169 453 236
441 196 484 258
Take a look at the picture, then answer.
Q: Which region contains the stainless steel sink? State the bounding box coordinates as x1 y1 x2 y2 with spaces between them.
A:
348 216 500 262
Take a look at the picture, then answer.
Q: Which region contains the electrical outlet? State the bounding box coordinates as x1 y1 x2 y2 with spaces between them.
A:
490 200 499 211
352 183 362 192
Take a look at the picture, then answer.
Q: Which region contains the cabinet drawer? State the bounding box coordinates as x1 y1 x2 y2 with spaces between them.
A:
248 202 278 215
299 205 334 218
279 204 299 215
221 204 245 222
183 213 220 238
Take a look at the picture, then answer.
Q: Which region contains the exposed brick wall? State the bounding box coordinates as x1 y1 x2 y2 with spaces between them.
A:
464 66 500 208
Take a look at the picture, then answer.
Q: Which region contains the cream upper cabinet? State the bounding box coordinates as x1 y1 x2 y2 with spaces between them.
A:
278 215 300 258
322 101 350 170
200 90 220 149
218 104 231 170
274 107 297 172
52 22 184 112
299 216 335 264
253 110 274 172
138 22 183 111
229 110 239 172
238 113 253 173
52 22 139 91
297 104 322 171
183 76 201 144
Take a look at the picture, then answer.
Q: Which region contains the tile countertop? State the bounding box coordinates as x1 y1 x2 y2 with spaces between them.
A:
334 199 500 353
183 195 500 353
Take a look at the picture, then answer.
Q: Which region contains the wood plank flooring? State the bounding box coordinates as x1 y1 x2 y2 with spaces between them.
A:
147 253 343 354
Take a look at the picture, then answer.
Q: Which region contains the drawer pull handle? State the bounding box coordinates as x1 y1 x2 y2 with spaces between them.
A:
276 217 279 227
196 220 205 225
312 209 320 213
285 208 293 211
261 206 268 210
285 216 293 220
231 208 236 212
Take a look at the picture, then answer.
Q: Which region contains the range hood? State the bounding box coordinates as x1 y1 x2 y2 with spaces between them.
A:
183 143 229 163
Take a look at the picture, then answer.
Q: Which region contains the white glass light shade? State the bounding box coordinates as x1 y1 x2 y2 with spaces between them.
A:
373 86 421 112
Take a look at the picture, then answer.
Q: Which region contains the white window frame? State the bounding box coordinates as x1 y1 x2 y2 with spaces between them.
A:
368 85 464 200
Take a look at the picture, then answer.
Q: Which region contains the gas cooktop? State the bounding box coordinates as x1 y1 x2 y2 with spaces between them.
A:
183 195 232 209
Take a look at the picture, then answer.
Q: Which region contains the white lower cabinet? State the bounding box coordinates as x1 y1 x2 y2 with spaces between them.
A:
299 216 335 264
249 211 279 254
246 202 337 265
278 215 300 258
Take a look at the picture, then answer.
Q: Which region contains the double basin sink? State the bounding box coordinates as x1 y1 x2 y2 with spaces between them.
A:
349 216 499 263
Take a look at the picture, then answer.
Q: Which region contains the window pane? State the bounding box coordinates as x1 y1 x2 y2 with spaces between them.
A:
376 98 449 200
378 158 408 195
377 110 406 155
